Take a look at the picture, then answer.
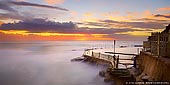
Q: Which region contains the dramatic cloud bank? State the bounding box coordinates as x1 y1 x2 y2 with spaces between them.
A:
0 18 133 34
0 18 147 40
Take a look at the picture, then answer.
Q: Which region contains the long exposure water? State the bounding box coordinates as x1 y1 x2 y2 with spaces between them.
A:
0 41 142 85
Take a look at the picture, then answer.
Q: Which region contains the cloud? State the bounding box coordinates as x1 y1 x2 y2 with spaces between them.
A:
9 1 68 11
0 18 76 32
44 0 65 4
84 12 93 17
0 21 3 25
0 18 134 34
157 7 170 11
124 21 164 29
0 0 68 21
82 19 165 29
1 18 161 40
80 19 169 37
154 14 170 18
0 12 30 20
132 18 170 22
0 1 17 12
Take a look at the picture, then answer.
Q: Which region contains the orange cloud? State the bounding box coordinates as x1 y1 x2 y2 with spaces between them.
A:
0 21 3 26
157 7 170 11
116 29 163 36
70 11 78 16
143 10 151 16
84 12 93 17
44 0 65 4
126 12 139 18
125 10 151 20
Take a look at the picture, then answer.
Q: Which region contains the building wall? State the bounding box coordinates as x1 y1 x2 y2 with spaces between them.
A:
143 32 170 57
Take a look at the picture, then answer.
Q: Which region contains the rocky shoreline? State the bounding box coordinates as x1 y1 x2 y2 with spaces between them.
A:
98 67 137 84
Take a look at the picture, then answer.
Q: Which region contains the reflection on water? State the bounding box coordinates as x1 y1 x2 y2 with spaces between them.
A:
0 41 142 85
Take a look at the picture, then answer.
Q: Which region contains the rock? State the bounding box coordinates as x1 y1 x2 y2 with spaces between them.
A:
141 75 150 82
71 49 77 51
71 57 84 62
128 67 139 77
99 71 106 77
104 75 112 82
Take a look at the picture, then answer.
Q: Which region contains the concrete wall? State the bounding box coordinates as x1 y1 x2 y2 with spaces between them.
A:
136 52 170 81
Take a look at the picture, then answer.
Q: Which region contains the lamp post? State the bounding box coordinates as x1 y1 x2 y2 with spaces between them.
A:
113 40 116 54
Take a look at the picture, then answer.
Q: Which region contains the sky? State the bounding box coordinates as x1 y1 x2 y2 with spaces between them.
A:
0 0 170 41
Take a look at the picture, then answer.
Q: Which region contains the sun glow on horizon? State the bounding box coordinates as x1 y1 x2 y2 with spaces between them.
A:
0 30 29 35
0 30 113 41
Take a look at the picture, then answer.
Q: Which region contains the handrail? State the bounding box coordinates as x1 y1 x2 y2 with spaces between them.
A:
83 50 135 69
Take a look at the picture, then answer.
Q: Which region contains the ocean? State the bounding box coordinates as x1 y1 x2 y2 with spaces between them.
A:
0 41 142 85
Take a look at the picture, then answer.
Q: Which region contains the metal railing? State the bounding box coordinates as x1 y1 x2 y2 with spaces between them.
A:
83 50 135 69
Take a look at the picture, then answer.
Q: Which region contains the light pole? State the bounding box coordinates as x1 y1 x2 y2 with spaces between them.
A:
113 40 116 54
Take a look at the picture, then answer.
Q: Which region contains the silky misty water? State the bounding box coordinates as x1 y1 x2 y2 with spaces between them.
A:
0 41 142 85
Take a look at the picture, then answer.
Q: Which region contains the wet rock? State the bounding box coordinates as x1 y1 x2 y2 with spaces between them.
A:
104 74 112 82
71 57 84 62
71 49 77 51
99 71 106 77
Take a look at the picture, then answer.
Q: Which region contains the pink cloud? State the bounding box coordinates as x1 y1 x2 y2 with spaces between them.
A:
44 0 65 4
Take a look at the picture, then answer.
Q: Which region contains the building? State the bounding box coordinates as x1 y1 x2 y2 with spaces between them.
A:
143 24 170 57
